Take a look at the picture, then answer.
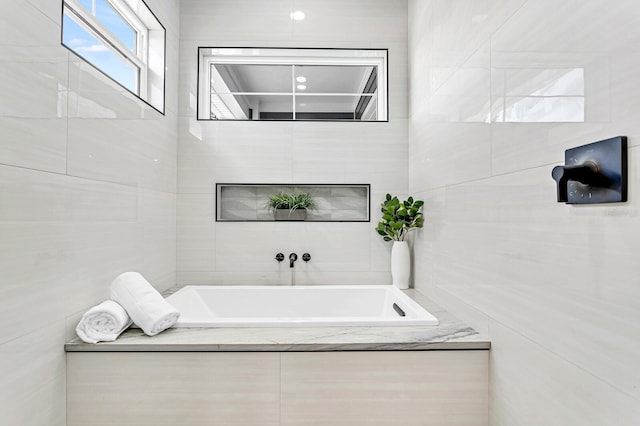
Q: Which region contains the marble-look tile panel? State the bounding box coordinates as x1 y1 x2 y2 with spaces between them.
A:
0 165 138 223
177 271 293 286
426 0 526 94
67 116 177 192
491 50 640 175
0 47 68 120
0 116 67 174
428 44 491 123
0 221 140 344
67 352 280 426
178 120 294 193
0 322 67 426
490 320 640 426
66 58 157 120
491 0 640 55
290 271 392 286
292 0 407 43
281 351 487 425
429 287 491 337
437 159 640 399
140 189 176 288
409 121 491 192
290 222 372 272
387 42 409 120
292 120 408 194
0 0 68 173
177 194 215 272
410 188 444 290
180 0 293 41
25 0 62 24
214 222 296 271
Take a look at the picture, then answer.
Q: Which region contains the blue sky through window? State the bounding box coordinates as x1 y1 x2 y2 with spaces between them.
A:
63 13 137 92
95 0 136 52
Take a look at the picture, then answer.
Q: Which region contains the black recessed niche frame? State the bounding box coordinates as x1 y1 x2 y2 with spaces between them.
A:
216 183 371 222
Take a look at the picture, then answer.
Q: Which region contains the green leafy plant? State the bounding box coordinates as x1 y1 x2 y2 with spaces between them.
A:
266 192 315 213
375 194 424 241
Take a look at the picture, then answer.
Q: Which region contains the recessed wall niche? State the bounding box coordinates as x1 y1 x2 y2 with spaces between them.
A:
216 184 370 222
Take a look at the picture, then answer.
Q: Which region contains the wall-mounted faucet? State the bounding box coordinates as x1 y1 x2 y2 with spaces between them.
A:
289 253 298 268
551 136 627 204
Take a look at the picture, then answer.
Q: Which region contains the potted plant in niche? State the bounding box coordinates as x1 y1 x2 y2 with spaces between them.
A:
266 192 315 221
375 194 424 289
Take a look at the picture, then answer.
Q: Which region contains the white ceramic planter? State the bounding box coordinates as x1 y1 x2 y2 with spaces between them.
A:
391 241 410 290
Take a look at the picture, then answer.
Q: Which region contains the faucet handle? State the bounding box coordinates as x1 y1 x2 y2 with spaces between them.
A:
302 253 311 262
275 253 284 262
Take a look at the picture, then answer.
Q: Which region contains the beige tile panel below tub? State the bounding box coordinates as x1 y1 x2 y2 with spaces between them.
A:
281 351 488 425
67 352 280 426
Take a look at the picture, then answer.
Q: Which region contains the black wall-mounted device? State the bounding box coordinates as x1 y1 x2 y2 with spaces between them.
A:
551 136 627 204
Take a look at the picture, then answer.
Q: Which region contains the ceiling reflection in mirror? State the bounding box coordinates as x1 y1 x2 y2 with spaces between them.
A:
198 48 387 121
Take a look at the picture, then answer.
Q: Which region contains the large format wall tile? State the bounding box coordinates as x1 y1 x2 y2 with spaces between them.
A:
409 1 640 424
180 0 293 41
291 0 408 43
0 1 68 174
281 351 488 425
177 0 409 285
490 321 640 426
67 352 280 426
0 323 67 426
0 1 180 424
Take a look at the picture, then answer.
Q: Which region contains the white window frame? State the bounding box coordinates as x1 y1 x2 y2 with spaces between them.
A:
63 0 148 96
62 0 166 114
198 48 388 121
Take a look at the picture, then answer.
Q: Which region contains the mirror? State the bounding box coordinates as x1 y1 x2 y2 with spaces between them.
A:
198 48 388 121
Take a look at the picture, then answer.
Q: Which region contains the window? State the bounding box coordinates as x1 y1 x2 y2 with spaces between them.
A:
62 0 166 113
198 48 388 121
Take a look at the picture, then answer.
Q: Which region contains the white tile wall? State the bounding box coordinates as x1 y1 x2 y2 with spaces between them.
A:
409 0 640 424
0 0 179 424
177 0 409 285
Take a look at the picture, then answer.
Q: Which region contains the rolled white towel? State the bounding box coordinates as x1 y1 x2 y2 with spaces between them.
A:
76 300 132 344
110 272 180 336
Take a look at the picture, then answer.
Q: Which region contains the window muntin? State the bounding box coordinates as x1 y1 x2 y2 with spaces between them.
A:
61 0 166 114
94 0 137 53
62 13 138 92
198 48 388 121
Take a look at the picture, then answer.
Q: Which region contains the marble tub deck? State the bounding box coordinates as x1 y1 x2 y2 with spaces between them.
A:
65 289 490 352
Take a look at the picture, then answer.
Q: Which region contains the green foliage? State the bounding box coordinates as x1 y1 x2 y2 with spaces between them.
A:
375 194 424 241
266 192 315 213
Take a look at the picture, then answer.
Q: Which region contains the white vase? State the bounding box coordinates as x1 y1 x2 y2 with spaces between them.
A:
391 241 410 290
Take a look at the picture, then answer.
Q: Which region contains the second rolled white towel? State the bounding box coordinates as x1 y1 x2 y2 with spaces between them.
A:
110 272 180 336
76 300 132 344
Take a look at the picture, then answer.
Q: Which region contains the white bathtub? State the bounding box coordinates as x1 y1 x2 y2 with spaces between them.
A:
166 285 439 327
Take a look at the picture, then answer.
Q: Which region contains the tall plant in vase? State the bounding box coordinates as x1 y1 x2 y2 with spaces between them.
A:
375 194 424 289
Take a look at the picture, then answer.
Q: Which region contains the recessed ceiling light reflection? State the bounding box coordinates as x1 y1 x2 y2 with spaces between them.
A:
296 76 307 83
290 11 305 20
297 84 307 90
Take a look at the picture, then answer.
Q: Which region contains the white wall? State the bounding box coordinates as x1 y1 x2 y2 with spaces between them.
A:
408 1 640 424
0 0 179 424
177 0 409 285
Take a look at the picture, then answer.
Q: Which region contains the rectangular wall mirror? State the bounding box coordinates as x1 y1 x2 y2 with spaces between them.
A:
198 48 388 121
